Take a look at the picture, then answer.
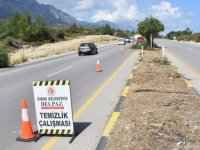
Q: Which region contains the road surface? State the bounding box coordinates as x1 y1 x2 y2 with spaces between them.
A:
156 39 200 95
0 43 139 150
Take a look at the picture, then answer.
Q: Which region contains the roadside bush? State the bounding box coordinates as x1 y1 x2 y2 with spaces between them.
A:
0 49 10 68
55 29 65 39
101 24 114 35
167 68 181 79
177 35 195 41
132 41 147 49
153 58 170 65
195 34 200 43
177 34 200 42
21 25 53 42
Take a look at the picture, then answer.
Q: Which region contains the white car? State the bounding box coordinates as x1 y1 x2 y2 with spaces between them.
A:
125 38 130 43
130 38 134 42
118 38 125 45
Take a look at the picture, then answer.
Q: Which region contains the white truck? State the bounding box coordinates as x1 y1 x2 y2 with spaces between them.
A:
118 38 125 45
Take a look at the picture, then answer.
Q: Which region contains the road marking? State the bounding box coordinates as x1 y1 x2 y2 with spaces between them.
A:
41 51 136 150
122 86 130 97
94 54 103 59
0 60 59 77
102 112 120 137
0 44 118 77
47 66 73 78
185 79 192 87
129 73 133 79
166 49 200 79
96 76 132 149
0 69 23 76
0 61 69 77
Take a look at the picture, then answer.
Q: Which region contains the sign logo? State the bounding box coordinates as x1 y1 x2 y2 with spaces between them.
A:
47 87 56 96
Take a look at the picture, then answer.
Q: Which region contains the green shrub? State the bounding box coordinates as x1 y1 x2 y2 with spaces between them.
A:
101 24 114 35
153 58 170 65
21 25 53 42
177 35 189 41
177 34 200 42
132 41 147 49
55 29 65 39
195 34 200 43
0 49 10 68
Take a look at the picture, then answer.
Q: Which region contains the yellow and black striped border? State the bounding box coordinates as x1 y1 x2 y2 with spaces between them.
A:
33 80 70 86
38 129 73 135
96 73 133 150
184 78 200 96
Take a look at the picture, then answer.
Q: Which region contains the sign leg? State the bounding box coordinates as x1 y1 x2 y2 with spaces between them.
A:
69 132 77 144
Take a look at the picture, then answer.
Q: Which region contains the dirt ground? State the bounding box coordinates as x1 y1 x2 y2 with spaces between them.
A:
107 50 200 150
10 35 117 64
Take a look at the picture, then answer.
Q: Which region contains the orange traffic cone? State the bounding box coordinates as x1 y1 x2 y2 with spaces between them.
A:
16 99 36 142
120 48 124 54
96 59 102 72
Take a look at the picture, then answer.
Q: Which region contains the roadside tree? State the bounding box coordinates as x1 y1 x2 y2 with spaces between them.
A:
137 17 164 48
101 24 114 35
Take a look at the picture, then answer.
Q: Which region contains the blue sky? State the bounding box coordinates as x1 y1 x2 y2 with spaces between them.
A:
36 0 200 34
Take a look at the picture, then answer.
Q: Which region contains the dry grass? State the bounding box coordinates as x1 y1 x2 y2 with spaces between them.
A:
107 50 200 150
9 35 117 64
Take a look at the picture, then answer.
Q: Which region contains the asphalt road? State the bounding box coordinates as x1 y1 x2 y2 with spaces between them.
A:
0 43 139 150
155 39 200 94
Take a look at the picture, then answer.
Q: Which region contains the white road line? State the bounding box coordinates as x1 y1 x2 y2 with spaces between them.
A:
0 69 23 76
94 54 103 59
0 44 116 77
47 66 73 78
0 58 73 77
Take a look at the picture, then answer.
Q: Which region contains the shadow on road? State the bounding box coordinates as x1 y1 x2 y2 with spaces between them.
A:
74 122 92 136
33 122 92 143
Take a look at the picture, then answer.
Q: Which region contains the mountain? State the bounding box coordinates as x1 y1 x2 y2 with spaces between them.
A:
0 0 79 26
94 20 120 29
118 21 136 32
0 0 122 29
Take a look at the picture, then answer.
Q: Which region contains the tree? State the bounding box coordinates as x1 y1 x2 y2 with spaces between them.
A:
4 12 22 38
166 31 176 39
183 27 192 35
66 24 79 34
166 27 192 39
101 24 114 35
18 13 32 39
137 17 164 48
114 29 126 37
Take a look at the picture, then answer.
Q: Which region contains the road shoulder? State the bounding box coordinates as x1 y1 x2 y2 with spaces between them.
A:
45 50 140 150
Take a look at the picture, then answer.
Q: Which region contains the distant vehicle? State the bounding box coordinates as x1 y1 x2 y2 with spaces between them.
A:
118 38 125 45
130 38 134 42
137 37 144 42
172 36 177 40
125 38 130 43
78 43 98 56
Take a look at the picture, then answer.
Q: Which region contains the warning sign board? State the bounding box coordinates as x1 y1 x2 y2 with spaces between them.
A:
32 80 74 135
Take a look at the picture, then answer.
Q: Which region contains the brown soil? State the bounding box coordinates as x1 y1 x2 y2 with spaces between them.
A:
10 35 117 65
107 50 200 150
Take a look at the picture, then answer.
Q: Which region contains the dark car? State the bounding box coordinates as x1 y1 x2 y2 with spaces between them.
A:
78 43 98 56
